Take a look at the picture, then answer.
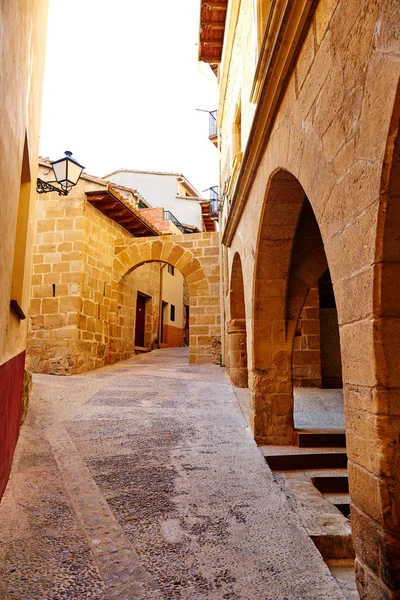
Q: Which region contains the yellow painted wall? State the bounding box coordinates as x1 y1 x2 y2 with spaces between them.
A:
0 0 49 367
162 267 184 328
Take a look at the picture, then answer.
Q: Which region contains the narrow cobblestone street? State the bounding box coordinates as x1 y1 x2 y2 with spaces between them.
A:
0 348 346 599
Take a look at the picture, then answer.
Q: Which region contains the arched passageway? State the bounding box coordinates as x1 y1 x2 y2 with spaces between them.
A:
251 170 334 444
227 252 248 387
113 234 221 365
292 270 343 391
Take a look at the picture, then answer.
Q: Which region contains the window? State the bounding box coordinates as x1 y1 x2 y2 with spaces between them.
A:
170 304 175 322
168 264 174 276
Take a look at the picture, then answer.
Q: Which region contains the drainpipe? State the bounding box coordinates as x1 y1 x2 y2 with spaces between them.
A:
218 126 226 367
158 263 168 347
219 227 226 367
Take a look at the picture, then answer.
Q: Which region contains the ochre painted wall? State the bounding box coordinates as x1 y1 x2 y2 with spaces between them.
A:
0 0 49 499
162 267 184 329
162 323 183 347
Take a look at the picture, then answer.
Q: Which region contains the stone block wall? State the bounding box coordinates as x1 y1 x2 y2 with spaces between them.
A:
27 189 88 374
217 0 400 596
27 179 163 374
292 287 322 387
113 232 221 364
27 182 221 373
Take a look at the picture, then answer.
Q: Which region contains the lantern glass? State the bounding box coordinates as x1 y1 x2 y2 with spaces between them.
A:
51 151 84 191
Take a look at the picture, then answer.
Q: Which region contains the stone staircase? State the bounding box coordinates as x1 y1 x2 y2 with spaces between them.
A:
260 429 353 560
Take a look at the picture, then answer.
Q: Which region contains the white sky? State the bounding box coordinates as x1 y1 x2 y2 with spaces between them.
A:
40 0 218 196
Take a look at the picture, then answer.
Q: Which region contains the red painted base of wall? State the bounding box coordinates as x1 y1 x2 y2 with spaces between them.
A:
162 324 183 347
0 351 25 500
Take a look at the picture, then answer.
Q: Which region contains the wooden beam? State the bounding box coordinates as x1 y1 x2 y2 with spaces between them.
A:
203 1 227 9
201 21 226 28
201 53 222 61
118 216 138 223
201 40 224 47
105 209 126 216
91 201 117 210
127 225 146 232
87 194 111 203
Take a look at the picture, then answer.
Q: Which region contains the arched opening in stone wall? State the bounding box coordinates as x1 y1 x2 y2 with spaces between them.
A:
252 169 344 444
227 252 248 388
116 261 188 357
113 235 221 366
117 260 205 364
289 198 344 433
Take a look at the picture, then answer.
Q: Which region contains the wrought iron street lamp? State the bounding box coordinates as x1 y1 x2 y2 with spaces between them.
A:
37 151 84 196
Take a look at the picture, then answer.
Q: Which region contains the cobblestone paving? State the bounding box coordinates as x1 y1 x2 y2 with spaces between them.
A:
0 348 346 599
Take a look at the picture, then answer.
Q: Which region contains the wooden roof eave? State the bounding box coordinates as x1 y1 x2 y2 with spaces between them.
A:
198 0 228 64
85 188 161 237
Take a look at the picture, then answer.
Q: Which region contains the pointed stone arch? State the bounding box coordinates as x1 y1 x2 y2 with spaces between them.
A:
113 233 221 364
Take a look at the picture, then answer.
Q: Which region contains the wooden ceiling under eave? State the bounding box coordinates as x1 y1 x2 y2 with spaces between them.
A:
200 202 217 232
86 187 161 237
199 0 228 64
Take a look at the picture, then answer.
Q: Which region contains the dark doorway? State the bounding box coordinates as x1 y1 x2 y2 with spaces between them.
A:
183 305 189 346
135 294 146 347
160 301 167 344
318 270 343 388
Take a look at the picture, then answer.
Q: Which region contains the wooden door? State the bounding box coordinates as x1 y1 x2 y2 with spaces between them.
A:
135 294 146 347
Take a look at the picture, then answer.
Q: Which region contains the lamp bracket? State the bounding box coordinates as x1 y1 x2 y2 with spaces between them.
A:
37 178 68 196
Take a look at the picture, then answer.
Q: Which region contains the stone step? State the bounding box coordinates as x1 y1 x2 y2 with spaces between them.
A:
324 493 351 519
312 473 349 494
274 471 354 560
296 428 346 448
260 445 348 471
326 559 359 599
134 346 152 354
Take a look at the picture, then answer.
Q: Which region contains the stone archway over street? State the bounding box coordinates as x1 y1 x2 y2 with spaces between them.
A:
113 232 221 364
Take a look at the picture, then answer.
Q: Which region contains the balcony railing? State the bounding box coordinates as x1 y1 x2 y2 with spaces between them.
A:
203 186 219 219
209 110 217 137
163 210 186 234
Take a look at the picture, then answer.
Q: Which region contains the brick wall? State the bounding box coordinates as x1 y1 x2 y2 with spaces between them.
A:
139 207 181 235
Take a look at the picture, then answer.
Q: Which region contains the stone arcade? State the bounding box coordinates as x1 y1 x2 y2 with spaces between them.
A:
199 0 400 596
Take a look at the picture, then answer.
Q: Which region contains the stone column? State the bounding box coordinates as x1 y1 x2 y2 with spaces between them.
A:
227 319 248 388
249 343 295 446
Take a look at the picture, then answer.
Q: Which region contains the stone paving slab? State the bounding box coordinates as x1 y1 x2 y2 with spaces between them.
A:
0 347 346 599
48 427 157 599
